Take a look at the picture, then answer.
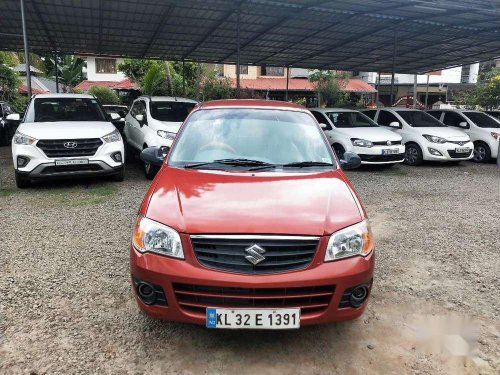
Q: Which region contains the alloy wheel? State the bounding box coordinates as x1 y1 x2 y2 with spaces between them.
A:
473 145 486 162
405 147 418 164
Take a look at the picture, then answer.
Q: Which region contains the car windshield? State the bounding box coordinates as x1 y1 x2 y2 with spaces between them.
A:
396 110 446 127
326 111 379 128
463 112 500 128
168 108 334 170
33 98 107 122
150 101 196 122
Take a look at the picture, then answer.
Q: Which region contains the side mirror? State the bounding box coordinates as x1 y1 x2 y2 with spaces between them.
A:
109 112 120 121
135 114 144 123
140 147 165 167
459 121 468 128
6 113 20 121
319 123 329 130
388 121 400 128
339 151 362 170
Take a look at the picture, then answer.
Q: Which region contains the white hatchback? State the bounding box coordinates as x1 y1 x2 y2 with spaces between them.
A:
310 108 405 165
362 108 473 166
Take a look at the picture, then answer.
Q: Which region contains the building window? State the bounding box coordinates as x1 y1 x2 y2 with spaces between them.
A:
238 65 248 74
261 66 284 76
96 58 117 74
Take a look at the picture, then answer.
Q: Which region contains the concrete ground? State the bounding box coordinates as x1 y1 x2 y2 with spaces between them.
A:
0 145 499 375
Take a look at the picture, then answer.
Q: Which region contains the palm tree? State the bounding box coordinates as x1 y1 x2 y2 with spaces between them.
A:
48 55 86 88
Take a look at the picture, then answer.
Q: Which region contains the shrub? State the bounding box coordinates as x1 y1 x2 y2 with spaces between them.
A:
88 86 119 104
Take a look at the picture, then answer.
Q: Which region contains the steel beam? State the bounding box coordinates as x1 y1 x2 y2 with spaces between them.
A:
20 0 31 97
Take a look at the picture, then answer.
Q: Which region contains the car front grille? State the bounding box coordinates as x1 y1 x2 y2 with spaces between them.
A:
37 138 103 158
372 140 402 146
358 153 405 162
190 235 319 274
447 140 469 146
173 283 335 316
447 150 473 159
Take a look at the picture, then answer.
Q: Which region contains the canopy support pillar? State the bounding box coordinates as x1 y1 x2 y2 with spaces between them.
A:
182 59 185 96
285 66 289 101
413 74 417 108
20 0 31 97
389 32 397 106
424 74 430 109
54 52 59 93
375 72 380 106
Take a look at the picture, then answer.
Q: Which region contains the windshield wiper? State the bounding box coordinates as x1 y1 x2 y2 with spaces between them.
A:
183 158 274 169
282 161 334 168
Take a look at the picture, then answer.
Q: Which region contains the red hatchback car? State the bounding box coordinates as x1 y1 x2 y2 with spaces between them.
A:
131 100 374 329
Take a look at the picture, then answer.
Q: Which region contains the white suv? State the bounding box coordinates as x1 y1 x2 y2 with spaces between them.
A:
310 108 405 165
124 96 197 179
362 108 473 166
427 109 500 162
12 94 125 188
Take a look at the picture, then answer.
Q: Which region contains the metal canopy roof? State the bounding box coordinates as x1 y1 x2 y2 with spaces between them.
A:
1 0 500 74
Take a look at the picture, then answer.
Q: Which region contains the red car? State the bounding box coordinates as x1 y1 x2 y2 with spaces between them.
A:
131 100 374 329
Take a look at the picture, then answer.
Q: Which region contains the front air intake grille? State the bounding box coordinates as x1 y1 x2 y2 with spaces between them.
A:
37 138 103 158
173 283 335 315
191 235 319 274
447 150 473 159
358 153 405 162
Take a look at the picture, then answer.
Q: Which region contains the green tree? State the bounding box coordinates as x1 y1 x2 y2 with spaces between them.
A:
476 68 500 109
0 53 22 110
89 86 119 104
200 70 234 101
309 70 349 107
117 59 157 83
51 55 86 87
142 64 169 96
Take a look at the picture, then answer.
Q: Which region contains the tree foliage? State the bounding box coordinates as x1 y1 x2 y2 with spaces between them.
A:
309 70 350 107
49 55 86 87
454 68 500 109
0 52 21 109
89 86 119 104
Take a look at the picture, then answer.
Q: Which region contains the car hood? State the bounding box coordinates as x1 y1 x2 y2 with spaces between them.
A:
412 126 469 140
334 127 402 142
151 118 183 133
18 121 116 139
146 168 363 236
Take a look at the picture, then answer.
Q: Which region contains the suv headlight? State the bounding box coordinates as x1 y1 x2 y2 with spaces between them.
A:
157 130 176 140
422 134 447 144
102 129 121 143
13 132 37 145
351 138 373 148
325 220 374 261
132 216 184 259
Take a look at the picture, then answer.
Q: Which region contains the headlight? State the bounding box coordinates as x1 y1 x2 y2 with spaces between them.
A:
422 134 447 144
13 132 37 145
325 220 374 261
132 215 184 259
157 130 176 140
351 138 373 148
102 129 121 143
491 132 500 140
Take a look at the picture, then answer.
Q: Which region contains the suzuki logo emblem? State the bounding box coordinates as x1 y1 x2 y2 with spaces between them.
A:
244 244 266 265
63 141 78 149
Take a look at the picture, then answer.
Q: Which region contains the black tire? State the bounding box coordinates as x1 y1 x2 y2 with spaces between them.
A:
144 161 159 180
15 171 30 188
332 144 345 159
404 143 423 166
473 142 491 163
123 137 136 164
112 166 125 182
0 127 8 146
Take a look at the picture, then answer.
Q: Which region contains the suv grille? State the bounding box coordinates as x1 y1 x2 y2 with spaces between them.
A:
37 138 103 158
191 235 319 274
173 283 335 315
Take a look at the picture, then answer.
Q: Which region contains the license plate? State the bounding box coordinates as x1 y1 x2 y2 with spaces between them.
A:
455 147 470 153
206 307 300 329
382 148 399 155
55 159 89 166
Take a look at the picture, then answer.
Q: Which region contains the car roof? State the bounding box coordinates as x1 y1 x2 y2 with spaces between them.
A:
381 107 422 111
138 96 198 103
310 107 358 113
34 93 94 99
198 99 306 111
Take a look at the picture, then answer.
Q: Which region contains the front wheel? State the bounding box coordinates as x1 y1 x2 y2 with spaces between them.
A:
332 144 345 160
112 167 125 182
144 161 159 180
404 143 423 166
473 142 491 163
15 171 30 188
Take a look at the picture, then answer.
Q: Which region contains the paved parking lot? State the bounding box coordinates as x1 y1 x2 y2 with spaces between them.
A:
0 145 499 375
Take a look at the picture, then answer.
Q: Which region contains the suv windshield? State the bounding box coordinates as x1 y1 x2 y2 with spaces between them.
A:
396 110 446 128
326 111 378 128
33 98 106 122
463 112 500 128
150 101 196 122
169 108 334 169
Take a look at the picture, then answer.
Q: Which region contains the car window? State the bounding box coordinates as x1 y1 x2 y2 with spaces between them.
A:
131 101 146 118
442 112 465 127
169 108 334 168
377 110 399 126
463 112 500 128
427 111 442 120
310 111 332 130
486 111 500 121
150 102 195 122
362 110 377 120
325 111 378 128
105 106 127 118
32 97 107 122
395 110 446 127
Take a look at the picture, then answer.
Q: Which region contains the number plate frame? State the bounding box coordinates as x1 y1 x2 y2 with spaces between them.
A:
206 307 301 329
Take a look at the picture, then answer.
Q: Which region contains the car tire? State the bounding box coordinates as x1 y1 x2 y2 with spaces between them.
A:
0 127 8 146
404 143 423 166
15 171 30 188
332 144 345 159
473 142 491 163
144 161 159 180
124 137 136 164
112 166 125 182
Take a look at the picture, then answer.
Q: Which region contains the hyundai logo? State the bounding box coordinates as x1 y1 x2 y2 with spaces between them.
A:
244 244 266 265
63 141 78 149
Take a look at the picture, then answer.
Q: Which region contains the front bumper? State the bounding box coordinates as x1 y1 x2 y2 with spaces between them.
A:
353 145 405 164
422 141 474 161
130 235 375 326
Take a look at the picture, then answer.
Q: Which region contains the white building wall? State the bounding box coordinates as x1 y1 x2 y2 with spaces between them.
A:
359 66 463 85
83 56 126 82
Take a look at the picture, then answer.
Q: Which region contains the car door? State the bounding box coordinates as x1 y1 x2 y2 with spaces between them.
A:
377 110 409 141
126 100 147 150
